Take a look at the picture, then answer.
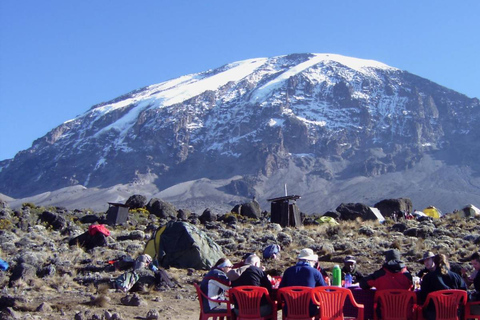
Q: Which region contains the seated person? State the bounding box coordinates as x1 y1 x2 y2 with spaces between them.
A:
418 254 466 320
228 252 254 280
467 252 480 301
230 254 273 317
199 258 233 313
342 255 364 284
417 251 436 279
279 248 325 317
360 249 412 290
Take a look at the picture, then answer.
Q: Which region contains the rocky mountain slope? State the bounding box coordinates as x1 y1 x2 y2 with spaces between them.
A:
1 53 480 214
0 201 478 319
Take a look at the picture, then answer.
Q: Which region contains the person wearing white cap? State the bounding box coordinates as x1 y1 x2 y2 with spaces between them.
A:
278 248 326 317
199 258 233 312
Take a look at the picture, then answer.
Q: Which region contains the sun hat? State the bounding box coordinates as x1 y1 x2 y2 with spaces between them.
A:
344 255 356 263
417 251 435 263
297 248 318 262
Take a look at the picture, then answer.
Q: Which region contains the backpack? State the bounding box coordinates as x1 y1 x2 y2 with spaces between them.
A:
115 271 139 292
0 258 8 271
263 244 281 259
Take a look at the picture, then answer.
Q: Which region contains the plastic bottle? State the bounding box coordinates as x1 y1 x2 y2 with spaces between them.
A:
332 264 341 287
344 273 352 288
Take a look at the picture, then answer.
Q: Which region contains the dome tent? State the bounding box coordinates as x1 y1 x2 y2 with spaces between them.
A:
423 206 442 219
144 221 224 270
460 204 480 217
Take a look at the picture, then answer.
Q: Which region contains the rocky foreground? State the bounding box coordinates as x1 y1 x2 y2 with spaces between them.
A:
0 198 479 320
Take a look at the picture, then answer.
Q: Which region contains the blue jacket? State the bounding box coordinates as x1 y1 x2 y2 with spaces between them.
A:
279 261 326 288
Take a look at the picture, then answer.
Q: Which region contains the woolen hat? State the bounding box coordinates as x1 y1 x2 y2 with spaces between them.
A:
417 251 435 262
297 248 318 262
384 249 401 262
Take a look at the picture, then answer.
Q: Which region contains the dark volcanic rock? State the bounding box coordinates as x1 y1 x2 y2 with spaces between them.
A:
146 198 177 219
231 200 262 220
336 203 378 221
374 198 413 218
38 211 67 231
125 194 148 209
200 208 217 224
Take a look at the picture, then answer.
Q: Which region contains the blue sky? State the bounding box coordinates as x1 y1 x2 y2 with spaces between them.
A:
1 1 479 161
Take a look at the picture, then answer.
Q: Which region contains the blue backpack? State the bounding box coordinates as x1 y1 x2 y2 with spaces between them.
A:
263 244 280 259
0 258 9 271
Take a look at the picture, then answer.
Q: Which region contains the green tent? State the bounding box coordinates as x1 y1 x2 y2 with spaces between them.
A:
315 216 340 226
144 221 224 270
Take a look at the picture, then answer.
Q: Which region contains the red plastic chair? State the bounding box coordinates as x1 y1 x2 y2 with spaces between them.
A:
311 286 364 320
417 289 467 320
229 286 277 320
194 283 232 320
373 289 417 320
465 301 480 320
277 286 315 320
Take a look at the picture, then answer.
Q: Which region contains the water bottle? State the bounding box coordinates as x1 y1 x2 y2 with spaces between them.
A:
332 264 341 287
344 273 352 288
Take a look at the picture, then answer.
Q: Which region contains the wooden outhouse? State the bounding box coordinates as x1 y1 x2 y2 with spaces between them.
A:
267 195 302 227
105 202 129 226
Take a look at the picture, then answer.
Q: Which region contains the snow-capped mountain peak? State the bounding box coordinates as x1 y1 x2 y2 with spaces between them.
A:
1 53 479 215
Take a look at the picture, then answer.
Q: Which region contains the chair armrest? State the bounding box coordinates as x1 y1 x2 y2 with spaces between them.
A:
197 287 231 308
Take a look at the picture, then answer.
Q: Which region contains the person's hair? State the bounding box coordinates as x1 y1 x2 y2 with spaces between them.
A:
245 254 260 266
471 252 480 262
213 258 228 268
434 254 450 275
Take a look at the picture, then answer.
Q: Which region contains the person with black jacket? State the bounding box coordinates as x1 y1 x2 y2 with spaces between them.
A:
467 252 480 301
230 254 273 317
418 254 467 320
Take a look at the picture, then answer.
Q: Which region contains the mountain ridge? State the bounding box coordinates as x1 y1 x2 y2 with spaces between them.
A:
2 53 480 214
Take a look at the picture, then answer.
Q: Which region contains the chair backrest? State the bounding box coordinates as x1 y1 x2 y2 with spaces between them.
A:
374 289 417 320
193 283 231 320
311 286 364 320
194 283 208 310
424 289 467 320
277 286 313 319
229 286 272 319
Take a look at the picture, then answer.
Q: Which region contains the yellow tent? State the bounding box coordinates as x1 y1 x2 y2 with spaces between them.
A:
423 206 442 219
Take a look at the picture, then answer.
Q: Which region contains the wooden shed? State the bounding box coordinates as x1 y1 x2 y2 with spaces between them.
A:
267 195 302 227
105 202 129 226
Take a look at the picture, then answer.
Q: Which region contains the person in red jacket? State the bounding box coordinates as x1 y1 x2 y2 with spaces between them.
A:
360 249 413 290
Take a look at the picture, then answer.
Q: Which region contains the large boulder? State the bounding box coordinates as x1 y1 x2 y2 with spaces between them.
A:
232 200 262 219
336 203 378 221
38 211 67 231
374 198 413 218
146 198 177 219
125 194 148 209
199 208 217 224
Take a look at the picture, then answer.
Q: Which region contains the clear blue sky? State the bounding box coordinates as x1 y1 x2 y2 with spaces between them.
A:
1 1 479 161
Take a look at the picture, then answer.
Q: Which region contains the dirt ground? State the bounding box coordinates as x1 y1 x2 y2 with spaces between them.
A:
5 268 204 320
